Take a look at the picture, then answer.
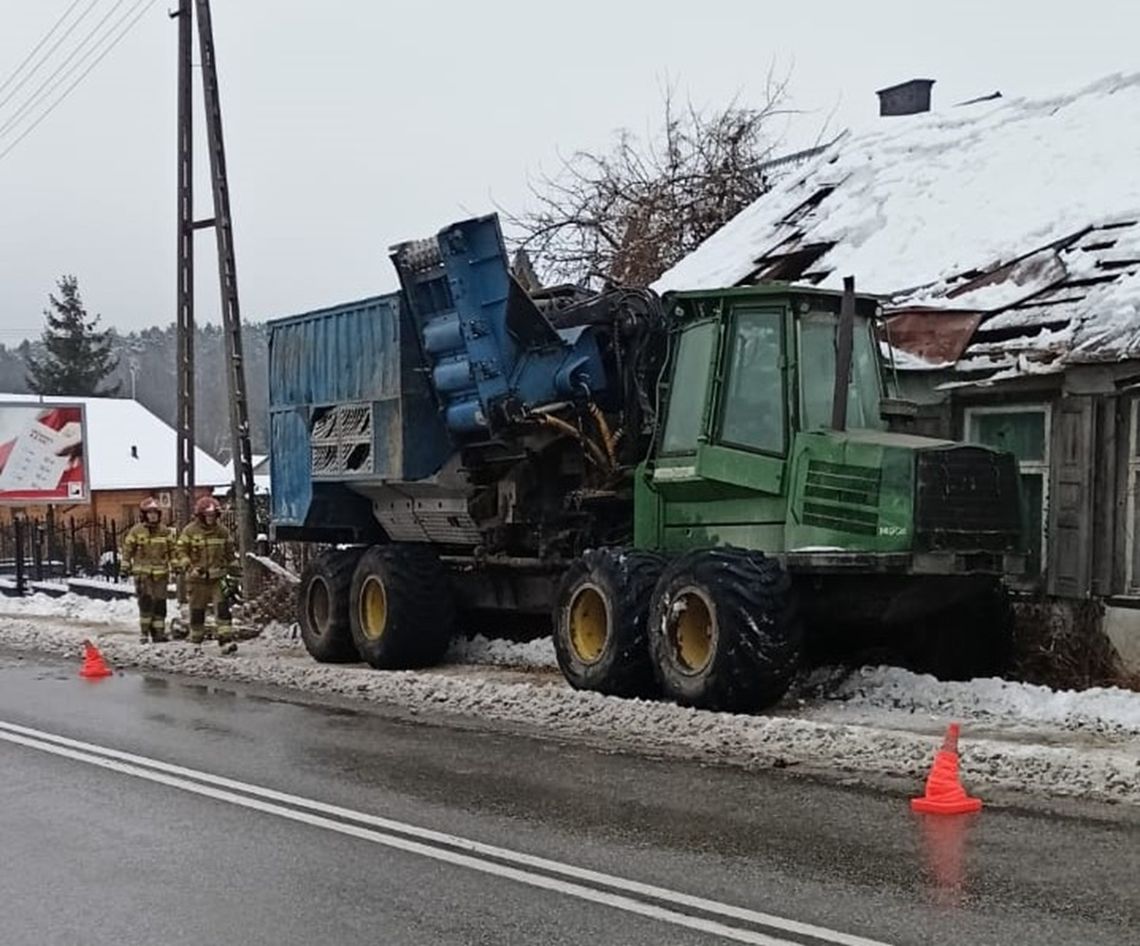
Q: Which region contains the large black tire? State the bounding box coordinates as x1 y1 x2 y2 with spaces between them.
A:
297 548 362 663
553 548 665 697
348 544 455 670
910 580 1014 680
648 548 802 712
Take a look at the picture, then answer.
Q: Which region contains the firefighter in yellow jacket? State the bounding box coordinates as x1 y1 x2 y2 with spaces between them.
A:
177 496 238 654
120 497 176 643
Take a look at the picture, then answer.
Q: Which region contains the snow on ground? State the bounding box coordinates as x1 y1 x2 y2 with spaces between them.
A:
800 666 1140 737
0 595 1138 807
0 591 137 625
445 634 558 669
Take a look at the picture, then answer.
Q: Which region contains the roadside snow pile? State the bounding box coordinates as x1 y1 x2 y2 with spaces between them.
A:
1 613 1138 807
820 666 1140 736
446 635 558 669
0 592 135 626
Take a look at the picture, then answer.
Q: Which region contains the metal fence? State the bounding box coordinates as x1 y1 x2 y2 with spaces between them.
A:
0 514 124 586
1 497 314 594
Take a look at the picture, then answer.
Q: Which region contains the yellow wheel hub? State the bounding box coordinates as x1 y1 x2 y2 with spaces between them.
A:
671 589 714 673
568 585 609 663
307 579 331 631
359 575 388 641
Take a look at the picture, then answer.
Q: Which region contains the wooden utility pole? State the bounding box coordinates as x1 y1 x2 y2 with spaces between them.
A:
195 0 258 586
173 0 195 526
172 0 258 586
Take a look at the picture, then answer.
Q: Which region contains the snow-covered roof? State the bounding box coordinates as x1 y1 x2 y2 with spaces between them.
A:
0 395 231 491
654 73 1140 383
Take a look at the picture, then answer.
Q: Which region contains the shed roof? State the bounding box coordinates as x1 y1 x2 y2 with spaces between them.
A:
653 73 1140 384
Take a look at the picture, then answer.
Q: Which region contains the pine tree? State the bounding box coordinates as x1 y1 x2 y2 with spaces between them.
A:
24 275 120 396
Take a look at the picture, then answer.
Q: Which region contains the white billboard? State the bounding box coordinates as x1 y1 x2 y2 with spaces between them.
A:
0 401 90 505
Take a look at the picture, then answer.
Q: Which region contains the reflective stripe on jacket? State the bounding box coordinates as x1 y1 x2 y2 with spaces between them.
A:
177 519 235 580
120 523 177 578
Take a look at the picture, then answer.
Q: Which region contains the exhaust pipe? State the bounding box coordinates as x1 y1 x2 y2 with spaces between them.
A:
831 275 856 431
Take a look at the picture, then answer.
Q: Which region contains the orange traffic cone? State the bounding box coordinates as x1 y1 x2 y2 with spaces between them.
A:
79 640 113 680
911 722 982 815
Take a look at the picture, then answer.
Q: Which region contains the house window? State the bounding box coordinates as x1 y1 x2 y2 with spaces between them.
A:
965 405 1050 576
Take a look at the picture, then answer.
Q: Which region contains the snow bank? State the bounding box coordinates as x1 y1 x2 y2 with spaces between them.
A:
818 666 1140 736
1 613 1137 807
0 592 136 626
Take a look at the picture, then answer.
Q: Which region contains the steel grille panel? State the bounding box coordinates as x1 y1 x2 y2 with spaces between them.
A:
915 447 1021 552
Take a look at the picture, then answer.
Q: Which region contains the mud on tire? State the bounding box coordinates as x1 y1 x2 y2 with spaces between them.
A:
349 544 455 670
648 547 802 712
553 548 665 697
298 548 363 663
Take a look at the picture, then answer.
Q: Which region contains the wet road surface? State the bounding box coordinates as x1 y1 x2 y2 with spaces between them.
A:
0 648 1136 945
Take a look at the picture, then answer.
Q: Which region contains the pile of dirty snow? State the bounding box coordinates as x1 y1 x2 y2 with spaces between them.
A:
0 592 136 626
445 634 558 669
815 666 1140 736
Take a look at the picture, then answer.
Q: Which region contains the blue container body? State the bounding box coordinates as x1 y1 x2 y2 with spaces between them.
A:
267 293 452 528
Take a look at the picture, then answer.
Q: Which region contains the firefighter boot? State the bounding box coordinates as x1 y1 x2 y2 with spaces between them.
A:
150 598 169 642
216 597 237 655
216 626 238 656
188 607 207 645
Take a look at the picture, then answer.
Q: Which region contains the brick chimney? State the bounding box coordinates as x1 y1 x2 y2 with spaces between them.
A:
876 79 935 117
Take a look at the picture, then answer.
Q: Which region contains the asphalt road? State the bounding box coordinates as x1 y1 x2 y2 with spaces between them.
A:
0 647 1136 946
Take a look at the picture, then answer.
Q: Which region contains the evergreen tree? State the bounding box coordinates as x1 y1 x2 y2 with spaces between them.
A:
24 275 120 396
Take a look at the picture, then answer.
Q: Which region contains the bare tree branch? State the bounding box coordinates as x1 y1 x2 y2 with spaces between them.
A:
502 78 791 288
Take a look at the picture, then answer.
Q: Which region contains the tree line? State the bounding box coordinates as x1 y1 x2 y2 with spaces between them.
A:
0 277 270 459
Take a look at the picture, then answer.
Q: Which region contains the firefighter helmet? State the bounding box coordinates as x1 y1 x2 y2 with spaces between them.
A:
139 497 161 514
194 496 221 519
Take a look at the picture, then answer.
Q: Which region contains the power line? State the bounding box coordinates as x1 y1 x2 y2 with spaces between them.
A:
0 0 159 164
0 0 101 113
0 0 138 141
0 0 87 97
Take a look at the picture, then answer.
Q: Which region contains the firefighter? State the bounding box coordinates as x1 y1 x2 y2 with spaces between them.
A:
177 496 239 654
120 497 176 643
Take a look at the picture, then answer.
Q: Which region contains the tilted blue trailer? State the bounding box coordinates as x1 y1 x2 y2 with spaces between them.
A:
268 213 666 668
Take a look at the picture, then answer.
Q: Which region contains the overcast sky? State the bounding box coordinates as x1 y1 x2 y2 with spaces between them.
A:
1 0 1137 345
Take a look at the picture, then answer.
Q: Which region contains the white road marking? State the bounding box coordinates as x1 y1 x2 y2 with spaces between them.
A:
0 719 893 946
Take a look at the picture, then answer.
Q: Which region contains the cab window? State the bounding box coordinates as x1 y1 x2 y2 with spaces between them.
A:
799 316 884 431
718 307 786 455
660 321 715 454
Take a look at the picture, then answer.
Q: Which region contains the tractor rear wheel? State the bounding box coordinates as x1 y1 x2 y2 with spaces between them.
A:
648 548 802 712
553 548 664 697
349 544 455 669
297 548 363 663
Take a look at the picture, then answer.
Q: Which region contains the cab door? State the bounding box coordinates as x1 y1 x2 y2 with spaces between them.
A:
694 305 790 495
